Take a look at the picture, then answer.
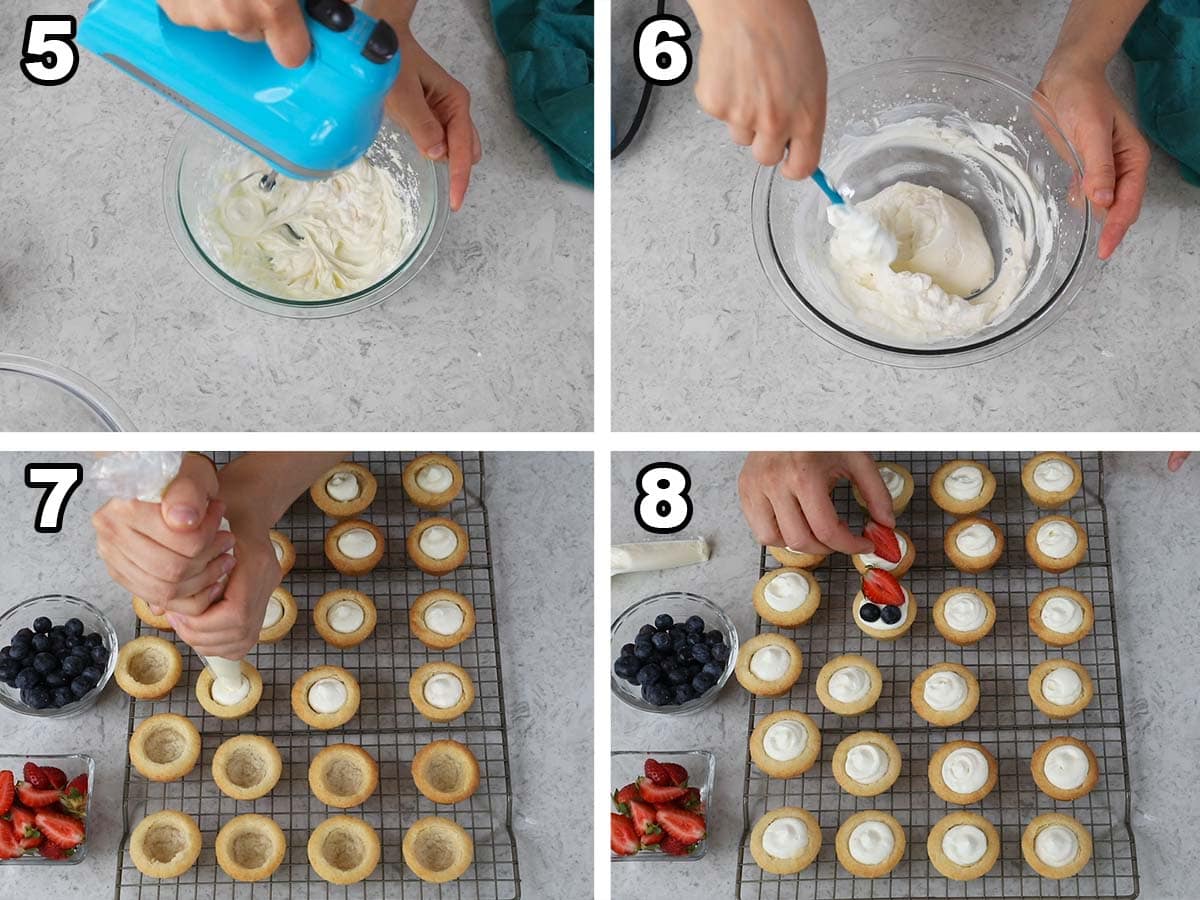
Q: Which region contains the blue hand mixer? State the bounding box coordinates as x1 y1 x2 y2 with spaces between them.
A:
78 0 402 181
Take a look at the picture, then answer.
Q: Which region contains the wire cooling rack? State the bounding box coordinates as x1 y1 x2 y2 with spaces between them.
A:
736 452 1138 900
115 452 520 899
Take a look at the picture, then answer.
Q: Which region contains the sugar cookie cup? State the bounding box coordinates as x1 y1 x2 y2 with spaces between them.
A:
832 731 901 797
196 661 263 720
310 461 378 519
1027 515 1088 573
853 461 914 516
767 546 826 569
402 453 464 510
928 740 997 805
1022 813 1092 879
852 586 917 641
1029 587 1094 646
259 586 298 643
1022 452 1083 509
130 810 203 879
944 517 1004 573
1032 736 1099 801
735 633 803 696
928 812 1001 881
410 589 476 649
835 810 905 878
212 734 282 801
216 814 286 882
309 743 379 808
749 710 821 778
851 528 915 577
752 568 821 628
749 807 822 875
129 713 202 782
115 636 182 699
324 519 385 576
132 595 172 631
407 517 469 575
815 654 882 716
313 589 377 649
911 663 980 726
1029 659 1093 719
403 816 474 883
268 529 295 576
308 815 381 885
410 661 475 722
412 740 481 804
932 587 996 646
930 459 997 517
292 665 361 730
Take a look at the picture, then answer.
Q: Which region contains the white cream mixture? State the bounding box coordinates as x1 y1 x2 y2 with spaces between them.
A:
202 155 415 300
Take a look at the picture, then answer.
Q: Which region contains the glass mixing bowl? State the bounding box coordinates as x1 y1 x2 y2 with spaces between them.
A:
752 58 1099 367
0 354 134 431
164 117 449 318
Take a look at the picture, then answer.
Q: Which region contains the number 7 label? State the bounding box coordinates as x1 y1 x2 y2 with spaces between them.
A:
25 463 84 534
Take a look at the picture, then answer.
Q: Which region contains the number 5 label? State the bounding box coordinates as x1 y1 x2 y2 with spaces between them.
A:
21 15 80 87
635 463 693 534
634 15 693 86
25 463 83 534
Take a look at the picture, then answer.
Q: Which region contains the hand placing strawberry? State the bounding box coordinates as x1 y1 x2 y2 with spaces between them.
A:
863 520 902 564
862 567 906 606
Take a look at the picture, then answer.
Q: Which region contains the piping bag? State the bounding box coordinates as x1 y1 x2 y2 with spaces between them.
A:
611 538 710 576
90 452 250 702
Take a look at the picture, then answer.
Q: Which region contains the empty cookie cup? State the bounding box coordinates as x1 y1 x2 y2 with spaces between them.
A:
215 814 287 882
324 519 385 576
403 816 474 883
412 739 481 804
129 809 203 879
309 743 379 808
308 815 381 885
212 734 283 801
115 636 182 699
128 712 202 782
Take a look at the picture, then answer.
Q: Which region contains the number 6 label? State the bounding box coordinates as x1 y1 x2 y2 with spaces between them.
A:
635 463 693 534
21 15 80 87
25 463 83 534
634 15 693 86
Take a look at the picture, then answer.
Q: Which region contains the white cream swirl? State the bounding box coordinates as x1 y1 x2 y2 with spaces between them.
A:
763 572 810 613
1035 825 1079 867
1041 595 1084 634
423 673 463 709
762 817 808 859
829 666 871 703
941 747 988 794
943 824 987 866
944 465 984 501
924 671 968 711
1037 521 1079 559
1044 744 1090 790
955 523 996 557
337 528 377 559
307 677 347 714
845 743 888 784
424 600 465 636
327 600 365 634
763 720 808 762
326 472 360 502
1042 667 1084 706
416 463 454 494
750 645 791 681
878 466 905 498
943 592 987 632
1034 459 1075 493
848 820 894 865
261 596 284 630
419 525 458 560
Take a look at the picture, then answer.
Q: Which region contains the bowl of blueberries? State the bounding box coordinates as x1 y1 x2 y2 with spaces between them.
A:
611 592 738 715
0 595 118 717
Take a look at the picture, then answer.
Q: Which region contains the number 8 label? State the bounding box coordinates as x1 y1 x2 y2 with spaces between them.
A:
635 463 693 534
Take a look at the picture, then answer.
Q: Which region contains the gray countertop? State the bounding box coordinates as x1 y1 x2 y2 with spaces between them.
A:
610 451 1198 899
612 0 1200 432
0 450 593 897
0 3 592 432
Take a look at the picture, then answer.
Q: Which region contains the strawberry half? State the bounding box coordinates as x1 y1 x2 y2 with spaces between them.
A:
22 762 51 790
862 567 906 606
679 786 704 812
656 807 706 845
41 767 67 791
0 770 13 816
643 759 673 787
635 777 687 804
60 774 88 818
661 834 694 856
610 813 640 856
863 520 902 563
629 799 661 839
612 782 639 815
16 783 61 809
10 805 42 850
39 839 73 861
34 810 84 850
641 829 664 846
660 762 689 786
0 819 22 860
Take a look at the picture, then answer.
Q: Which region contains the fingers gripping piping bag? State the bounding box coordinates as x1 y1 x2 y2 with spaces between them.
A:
90 452 249 702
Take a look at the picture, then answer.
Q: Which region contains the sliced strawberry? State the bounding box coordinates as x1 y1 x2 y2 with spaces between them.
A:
610 813 640 856
40 767 67 791
636 777 687 804
679 786 704 811
661 834 693 856
656 806 707 845
10 805 42 850
629 799 661 838
0 819 21 860
16 783 61 808
34 810 84 850
660 761 689 786
60 774 88 818
0 770 13 816
39 839 73 860
612 782 638 814
863 520 902 563
862 567 906 606
22 762 51 790
643 758 673 787
641 830 664 846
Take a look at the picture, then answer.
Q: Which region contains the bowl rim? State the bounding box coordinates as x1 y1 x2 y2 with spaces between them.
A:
610 748 716 862
610 591 739 715
162 116 451 320
752 56 1099 369
0 354 135 432
0 753 94 865
0 595 119 719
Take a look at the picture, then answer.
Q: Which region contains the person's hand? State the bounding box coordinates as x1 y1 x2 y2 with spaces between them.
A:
1037 54 1151 260
385 29 481 211
1169 452 1191 472
164 532 281 659
689 0 828 179
738 452 894 555
157 0 312 68
93 454 235 611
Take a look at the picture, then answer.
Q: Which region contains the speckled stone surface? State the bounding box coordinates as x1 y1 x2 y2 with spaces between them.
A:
0 451 593 896
611 451 1196 899
612 0 1200 432
0 4 592 432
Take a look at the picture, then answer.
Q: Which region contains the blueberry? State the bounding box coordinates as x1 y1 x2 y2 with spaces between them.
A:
613 656 640 682
880 605 902 625
49 624 66 638
81 665 102 685
7 642 29 661
674 684 696 704
654 613 675 630
692 671 717 694
2 673 17 688
14 627 34 643
52 687 74 708
90 645 109 665
15 668 41 690
659 657 678 673
31 634 50 652
675 651 691 666
637 624 657 639
667 667 689 685
705 629 724 645
636 663 662 686
0 659 18 680
633 642 653 661
61 655 84 677
711 643 730 663
70 677 92 698
71 644 90 660
25 685 51 709
65 635 81 649
688 663 703 679
702 660 725 679
685 615 705 633
859 603 882 623
691 643 712 664
43 670 67 688
32 617 52 634
64 618 84 637
33 652 59 674
0 647 9 661
620 643 636 658
86 632 104 647
649 631 670 652
686 632 703 646
642 682 672 707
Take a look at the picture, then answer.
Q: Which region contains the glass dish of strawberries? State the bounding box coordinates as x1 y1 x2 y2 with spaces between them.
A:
611 750 714 862
0 755 93 864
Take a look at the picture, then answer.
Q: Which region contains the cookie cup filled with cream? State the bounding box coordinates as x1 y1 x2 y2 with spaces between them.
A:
313 589 377 649
851 528 915 577
1026 515 1088 573
932 587 996 645
325 520 385 576
1022 452 1083 508
410 589 476 649
928 812 1001 881
835 810 905 878
944 517 1004 573
752 568 821 627
930 459 996 517
815 654 882 716
749 710 822 778
292 665 361 730
410 662 475 722
407 517 469 576
1028 587 1094 646
310 462 378 519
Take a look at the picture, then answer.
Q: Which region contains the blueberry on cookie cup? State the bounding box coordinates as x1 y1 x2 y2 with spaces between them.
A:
853 461 914 516
1029 587 1094 646
749 807 822 875
752 568 821 628
1022 452 1083 509
944 517 1004 573
115 636 182 700
1022 813 1092 879
734 633 803 697
928 740 997 805
313 589 377 649
325 519 385 576
911 663 979 727
1028 659 1093 719
928 812 1000 881
409 589 476 649
310 461 378 519
766 546 826 569
292 665 362 730
932 587 996 646
407 517 469 576
268 529 295 576
216 814 286 883
835 811 906 878
750 710 821 778
402 453 464 511
853 569 917 641
1032 736 1098 801
930 459 996 518
410 662 475 722
259 587 298 643
815 654 882 717
832 731 901 797
1026 515 1087 573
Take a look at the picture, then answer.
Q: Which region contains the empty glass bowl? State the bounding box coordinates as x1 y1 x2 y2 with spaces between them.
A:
0 355 134 431
752 58 1099 367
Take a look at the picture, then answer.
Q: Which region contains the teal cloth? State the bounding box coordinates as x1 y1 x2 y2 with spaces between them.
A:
490 0 594 187
1124 0 1200 185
